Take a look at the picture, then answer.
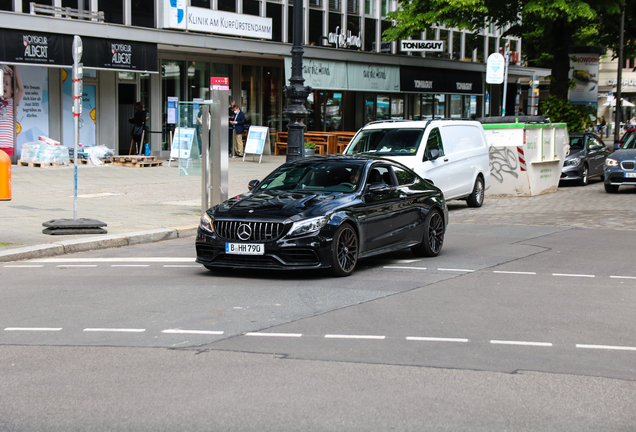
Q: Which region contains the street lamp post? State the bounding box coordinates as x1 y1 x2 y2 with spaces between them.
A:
614 6 624 145
283 0 312 162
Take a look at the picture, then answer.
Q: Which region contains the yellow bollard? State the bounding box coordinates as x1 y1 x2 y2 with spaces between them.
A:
0 149 11 201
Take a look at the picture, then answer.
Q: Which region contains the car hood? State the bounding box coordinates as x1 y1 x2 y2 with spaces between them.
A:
566 149 584 159
611 149 636 160
212 189 348 219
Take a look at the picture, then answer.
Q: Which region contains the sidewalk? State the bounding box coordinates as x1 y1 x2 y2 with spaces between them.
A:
0 155 287 262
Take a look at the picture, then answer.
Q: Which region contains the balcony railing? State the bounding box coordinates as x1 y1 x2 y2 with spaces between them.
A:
29 2 105 22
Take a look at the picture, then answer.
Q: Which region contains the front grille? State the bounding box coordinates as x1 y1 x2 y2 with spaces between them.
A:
621 161 635 170
213 254 282 268
214 221 286 242
278 248 320 265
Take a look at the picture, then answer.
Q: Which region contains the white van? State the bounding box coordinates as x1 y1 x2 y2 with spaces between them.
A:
343 119 490 207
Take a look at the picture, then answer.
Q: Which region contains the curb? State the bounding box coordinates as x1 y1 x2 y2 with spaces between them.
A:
0 226 199 263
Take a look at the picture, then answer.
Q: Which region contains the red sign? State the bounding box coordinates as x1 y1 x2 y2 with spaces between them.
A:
211 77 229 90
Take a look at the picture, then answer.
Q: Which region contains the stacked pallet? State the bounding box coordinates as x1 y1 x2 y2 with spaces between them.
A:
18 161 69 168
110 156 163 167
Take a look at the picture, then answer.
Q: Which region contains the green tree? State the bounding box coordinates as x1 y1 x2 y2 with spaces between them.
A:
384 0 636 101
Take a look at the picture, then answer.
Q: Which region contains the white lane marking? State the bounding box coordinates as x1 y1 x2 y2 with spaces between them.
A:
3 265 44 268
83 328 146 333
163 265 202 268
406 337 469 343
576 344 636 351
438 268 475 272
552 273 595 278
4 327 62 331
491 340 552 347
325 334 386 340
610 275 636 280
56 265 97 268
384 266 427 270
162 329 224 335
245 332 303 338
32 257 195 263
493 270 536 275
393 259 421 264
111 265 150 267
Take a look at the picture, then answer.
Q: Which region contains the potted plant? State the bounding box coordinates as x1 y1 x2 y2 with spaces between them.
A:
304 141 316 157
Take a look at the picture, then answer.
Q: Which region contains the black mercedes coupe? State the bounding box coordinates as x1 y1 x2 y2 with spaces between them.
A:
195 155 448 276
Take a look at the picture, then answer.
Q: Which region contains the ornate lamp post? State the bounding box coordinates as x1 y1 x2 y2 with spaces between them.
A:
283 0 312 162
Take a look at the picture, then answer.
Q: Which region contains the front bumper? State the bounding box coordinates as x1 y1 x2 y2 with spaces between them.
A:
195 228 334 270
560 165 584 181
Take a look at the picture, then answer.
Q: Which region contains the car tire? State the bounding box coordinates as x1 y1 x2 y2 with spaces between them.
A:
578 164 589 186
411 209 445 257
466 177 485 208
329 223 358 277
604 183 619 193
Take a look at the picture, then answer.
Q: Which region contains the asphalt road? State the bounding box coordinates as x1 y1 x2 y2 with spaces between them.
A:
1 223 636 431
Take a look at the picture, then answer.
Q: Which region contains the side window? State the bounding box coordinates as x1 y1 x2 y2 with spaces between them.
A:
424 128 444 160
392 166 416 186
368 166 396 186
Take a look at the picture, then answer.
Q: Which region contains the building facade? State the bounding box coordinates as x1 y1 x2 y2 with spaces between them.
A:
0 0 548 158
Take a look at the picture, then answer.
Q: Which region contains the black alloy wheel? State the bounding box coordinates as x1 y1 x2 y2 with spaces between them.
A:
329 223 358 277
578 164 589 186
412 209 444 257
466 176 485 207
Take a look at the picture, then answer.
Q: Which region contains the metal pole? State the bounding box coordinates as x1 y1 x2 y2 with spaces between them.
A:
201 104 210 215
72 36 83 220
283 0 311 162
501 43 510 116
613 6 624 145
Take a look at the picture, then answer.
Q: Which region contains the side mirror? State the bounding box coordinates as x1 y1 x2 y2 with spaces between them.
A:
247 179 260 191
426 149 440 161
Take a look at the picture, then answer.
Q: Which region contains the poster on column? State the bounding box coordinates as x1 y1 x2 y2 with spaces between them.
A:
15 66 49 157
62 68 96 149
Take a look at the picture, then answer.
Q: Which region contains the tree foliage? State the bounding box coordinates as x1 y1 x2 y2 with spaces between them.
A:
384 0 636 100
540 96 595 132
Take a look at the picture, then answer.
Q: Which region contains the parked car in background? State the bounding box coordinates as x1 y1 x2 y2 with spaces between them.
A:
196 155 448 277
615 128 635 150
560 132 610 186
604 131 636 193
343 120 490 207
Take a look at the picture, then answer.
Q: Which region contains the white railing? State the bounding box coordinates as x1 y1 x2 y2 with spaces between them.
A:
29 2 105 22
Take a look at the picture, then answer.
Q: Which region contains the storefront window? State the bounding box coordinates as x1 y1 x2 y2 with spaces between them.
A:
98 0 123 24
263 67 281 146
241 65 261 128
266 3 283 42
450 94 462 118
435 94 446 117
325 92 343 131
132 0 154 28
365 94 375 123
422 94 433 119
140 73 151 134
391 95 404 120
162 60 185 151
309 10 324 46
377 94 390 120
188 61 210 101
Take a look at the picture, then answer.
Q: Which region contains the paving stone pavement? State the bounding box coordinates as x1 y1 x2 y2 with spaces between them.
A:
1 156 635 260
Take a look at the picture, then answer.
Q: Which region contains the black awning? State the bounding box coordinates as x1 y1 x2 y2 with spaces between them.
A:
400 66 483 95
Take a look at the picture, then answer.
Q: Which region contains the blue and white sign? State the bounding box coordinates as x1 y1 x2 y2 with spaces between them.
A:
163 0 186 30
486 53 505 85
243 126 270 162
187 7 272 39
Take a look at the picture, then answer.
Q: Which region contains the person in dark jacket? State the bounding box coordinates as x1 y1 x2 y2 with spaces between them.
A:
230 103 245 157
129 101 147 155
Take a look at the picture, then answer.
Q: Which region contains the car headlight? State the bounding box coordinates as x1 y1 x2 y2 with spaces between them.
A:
606 158 619 167
287 216 328 237
564 158 581 167
200 213 214 233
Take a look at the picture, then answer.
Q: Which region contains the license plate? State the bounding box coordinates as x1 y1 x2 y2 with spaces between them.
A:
625 172 636 178
225 243 264 255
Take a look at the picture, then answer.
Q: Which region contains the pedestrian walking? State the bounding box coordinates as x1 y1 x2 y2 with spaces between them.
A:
129 101 147 155
230 103 245 157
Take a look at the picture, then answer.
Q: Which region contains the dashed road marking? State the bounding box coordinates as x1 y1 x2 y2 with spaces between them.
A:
552 273 595 278
610 275 636 280
32 257 195 263
111 265 150 267
3 265 44 268
383 266 427 270
4 327 62 331
163 265 202 268
245 332 303 338
56 265 98 268
438 268 475 272
83 328 146 333
491 340 553 347
576 344 636 351
325 334 386 340
493 270 536 275
406 337 469 343
162 329 224 335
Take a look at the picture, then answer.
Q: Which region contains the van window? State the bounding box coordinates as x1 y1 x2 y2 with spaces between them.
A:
424 128 444 160
346 128 425 156
439 125 485 153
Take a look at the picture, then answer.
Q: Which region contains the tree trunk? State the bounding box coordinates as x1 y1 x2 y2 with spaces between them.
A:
549 17 573 101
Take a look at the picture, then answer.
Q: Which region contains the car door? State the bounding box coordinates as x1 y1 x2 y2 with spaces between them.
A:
391 164 428 244
359 164 404 252
418 127 449 194
587 135 608 176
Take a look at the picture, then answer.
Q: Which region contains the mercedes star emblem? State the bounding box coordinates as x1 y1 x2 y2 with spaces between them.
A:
237 224 252 241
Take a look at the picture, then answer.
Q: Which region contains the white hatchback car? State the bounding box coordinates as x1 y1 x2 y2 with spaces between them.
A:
343 120 490 207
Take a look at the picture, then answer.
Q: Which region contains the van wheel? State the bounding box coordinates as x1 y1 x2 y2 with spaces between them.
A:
466 177 484 208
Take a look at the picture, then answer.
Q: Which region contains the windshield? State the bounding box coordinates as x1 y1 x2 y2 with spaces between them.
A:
345 128 425 156
624 132 636 149
257 161 365 193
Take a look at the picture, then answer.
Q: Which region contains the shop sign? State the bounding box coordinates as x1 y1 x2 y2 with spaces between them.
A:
211 77 230 90
400 66 483 95
400 40 444 52
347 64 400 92
0 29 73 66
82 38 158 72
568 53 599 106
186 6 272 39
327 27 361 49
607 78 636 86
284 57 348 91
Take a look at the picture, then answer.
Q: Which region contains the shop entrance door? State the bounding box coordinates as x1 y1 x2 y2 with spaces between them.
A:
118 83 137 154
